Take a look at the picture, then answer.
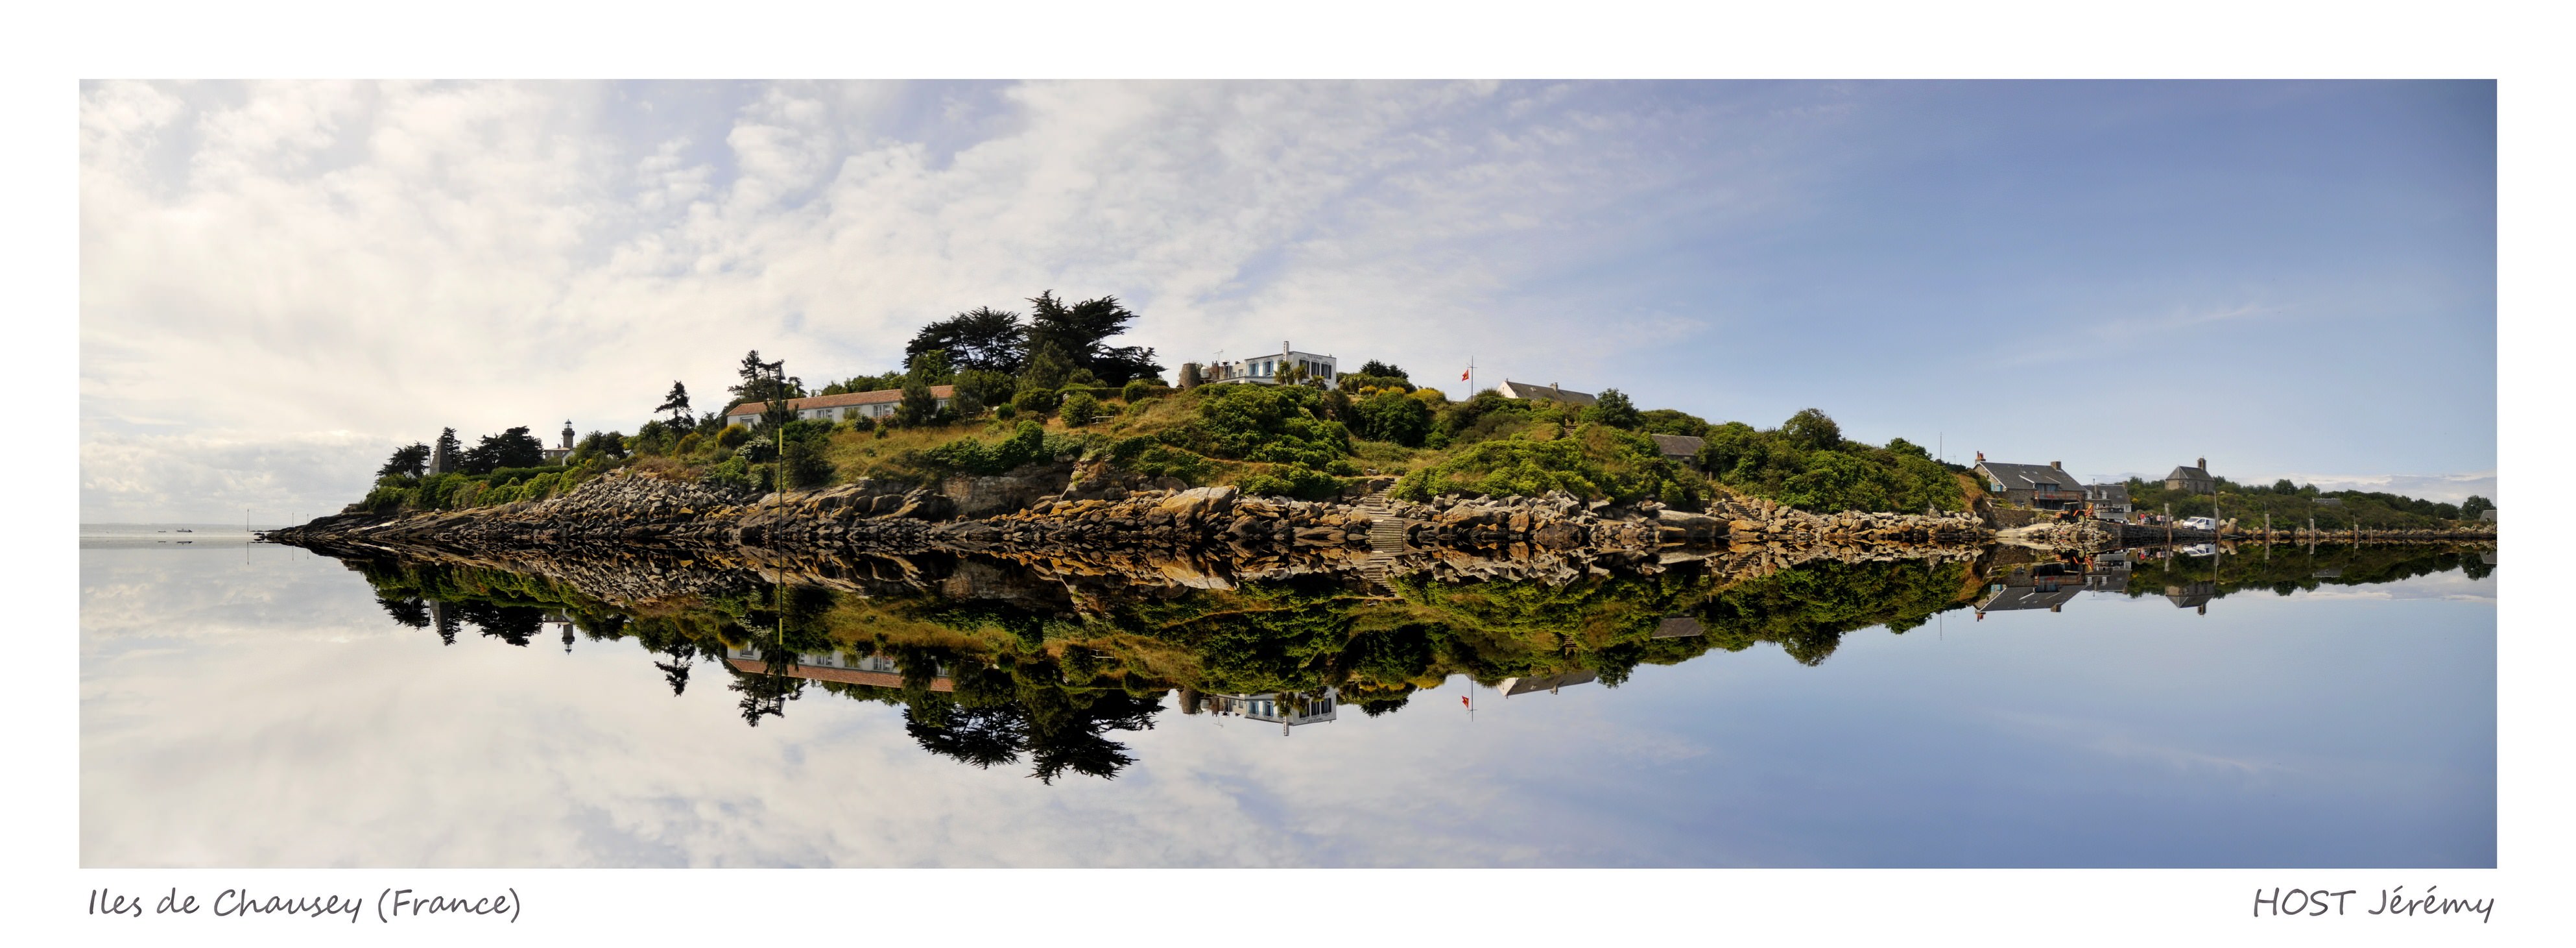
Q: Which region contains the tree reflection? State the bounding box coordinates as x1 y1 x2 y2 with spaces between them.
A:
328 540 2491 784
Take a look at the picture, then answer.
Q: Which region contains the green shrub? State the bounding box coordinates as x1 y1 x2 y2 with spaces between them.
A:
1394 426 1704 504
1121 379 1169 402
783 437 836 488
704 456 754 491
1695 410 1961 513
920 420 1067 476
994 403 1018 420
1012 387 1059 417
1351 389 1433 446
1236 465 1344 500
1162 383 1352 469
715 424 751 450
1060 391 1104 426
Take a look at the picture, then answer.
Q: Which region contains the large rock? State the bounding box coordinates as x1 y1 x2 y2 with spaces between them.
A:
1154 485 1238 524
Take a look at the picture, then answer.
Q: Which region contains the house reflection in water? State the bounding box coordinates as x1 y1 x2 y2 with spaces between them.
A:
1496 672 1597 698
1180 688 1338 736
2165 581 2216 615
1977 563 2082 616
722 645 956 692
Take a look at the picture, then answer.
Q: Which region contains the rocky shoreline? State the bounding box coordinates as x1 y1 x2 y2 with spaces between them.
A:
263 468 1996 583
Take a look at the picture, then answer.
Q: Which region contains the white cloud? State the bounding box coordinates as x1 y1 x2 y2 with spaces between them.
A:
84 80 1817 522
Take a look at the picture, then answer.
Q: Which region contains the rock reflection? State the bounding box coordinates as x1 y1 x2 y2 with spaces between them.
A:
318 539 2492 782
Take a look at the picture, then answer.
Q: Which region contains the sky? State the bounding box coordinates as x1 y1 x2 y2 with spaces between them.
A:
77 80 2497 522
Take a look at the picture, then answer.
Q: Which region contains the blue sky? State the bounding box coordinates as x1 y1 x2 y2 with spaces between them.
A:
78 80 2495 521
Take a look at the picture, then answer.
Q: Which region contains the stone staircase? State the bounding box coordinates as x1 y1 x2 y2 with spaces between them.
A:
1356 487 1409 594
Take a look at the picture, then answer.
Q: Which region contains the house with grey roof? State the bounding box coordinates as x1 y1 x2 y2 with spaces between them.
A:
2164 459 2215 492
1649 433 1706 467
1495 380 1597 407
1972 455 2085 511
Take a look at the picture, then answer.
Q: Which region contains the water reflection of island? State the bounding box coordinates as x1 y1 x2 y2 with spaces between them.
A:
340 541 2490 782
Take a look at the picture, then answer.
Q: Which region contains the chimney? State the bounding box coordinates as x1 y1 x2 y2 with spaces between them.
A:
1975 450 1985 463
2050 460 2062 470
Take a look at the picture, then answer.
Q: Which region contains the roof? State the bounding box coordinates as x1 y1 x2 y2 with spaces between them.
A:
1977 461 2074 491
2085 483 2130 503
1649 433 1706 458
1497 380 1598 407
728 385 957 416
2165 465 2213 481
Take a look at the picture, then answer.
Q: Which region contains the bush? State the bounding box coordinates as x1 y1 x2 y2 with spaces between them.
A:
1120 379 1168 403
1695 412 1962 513
1108 436 1215 484
1012 387 1059 417
675 431 704 456
715 425 751 450
704 456 754 491
1162 383 1352 469
782 437 836 489
1394 426 1704 504
1351 389 1433 446
1236 465 1344 500
920 420 1071 476
994 403 1017 420
1060 391 1104 426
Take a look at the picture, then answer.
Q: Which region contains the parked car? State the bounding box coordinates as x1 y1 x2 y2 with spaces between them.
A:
2178 516 2218 531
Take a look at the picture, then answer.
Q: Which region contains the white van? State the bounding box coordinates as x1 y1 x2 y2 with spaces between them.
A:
2178 516 2219 531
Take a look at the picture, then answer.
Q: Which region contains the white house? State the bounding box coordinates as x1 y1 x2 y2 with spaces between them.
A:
1204 341 1337 386
1197 687 1339 736
723 385 957 427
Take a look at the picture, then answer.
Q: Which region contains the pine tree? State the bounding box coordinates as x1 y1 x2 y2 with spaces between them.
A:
656 381 691 422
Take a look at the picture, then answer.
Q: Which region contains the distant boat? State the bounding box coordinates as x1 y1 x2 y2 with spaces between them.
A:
174 529 193 533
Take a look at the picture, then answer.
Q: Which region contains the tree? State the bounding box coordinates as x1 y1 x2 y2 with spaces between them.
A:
1357 359 1407 380
895 374 940 427
431 428 462 474
656 381 691 422
377 443 431 479
1020 339 1076 391
1025 291 1163 385
905 306 1028 374
1586 389 1642 430
903 347 955 385
2460 495 2494 520
570 430 628 466
461 427 546 474
1783 407 1843 452
727 350 800 412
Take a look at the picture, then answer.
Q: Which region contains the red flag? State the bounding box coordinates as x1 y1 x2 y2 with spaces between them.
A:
1460 695 1470 707
1460 369 1470 381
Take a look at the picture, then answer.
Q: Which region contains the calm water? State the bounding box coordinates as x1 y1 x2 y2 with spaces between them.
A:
79 531 2496 868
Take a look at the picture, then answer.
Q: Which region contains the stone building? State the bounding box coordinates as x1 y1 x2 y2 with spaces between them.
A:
539 420 575 466
2164 458 2216 492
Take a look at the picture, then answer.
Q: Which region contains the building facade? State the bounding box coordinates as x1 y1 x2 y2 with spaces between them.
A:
2084 483 2132 520
723 385 958 427
1203 342 1337 387
2164 458 2216 492
1973 457 2086 511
